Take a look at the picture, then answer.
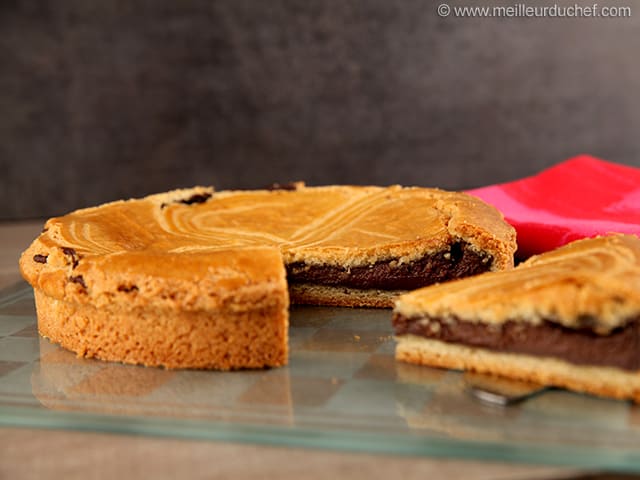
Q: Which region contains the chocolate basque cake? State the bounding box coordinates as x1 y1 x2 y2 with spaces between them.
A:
20 184 516 369
393 234 640 402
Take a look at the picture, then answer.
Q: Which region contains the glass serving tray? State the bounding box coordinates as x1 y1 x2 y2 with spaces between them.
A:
2 282 640 471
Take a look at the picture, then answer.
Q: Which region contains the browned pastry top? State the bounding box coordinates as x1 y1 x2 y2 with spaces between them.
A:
395 234 640 334
20 185 516 310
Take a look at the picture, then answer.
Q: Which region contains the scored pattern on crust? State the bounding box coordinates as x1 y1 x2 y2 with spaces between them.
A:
162 187 387 248
42 186 513 260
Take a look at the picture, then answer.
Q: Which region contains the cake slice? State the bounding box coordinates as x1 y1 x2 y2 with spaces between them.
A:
20 184 516 369
30 247 290 370
393 234 640 402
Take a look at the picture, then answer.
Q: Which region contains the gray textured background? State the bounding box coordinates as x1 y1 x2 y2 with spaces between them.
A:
1 0 639 220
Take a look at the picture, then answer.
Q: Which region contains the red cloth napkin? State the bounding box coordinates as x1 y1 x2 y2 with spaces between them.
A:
466 155 640 258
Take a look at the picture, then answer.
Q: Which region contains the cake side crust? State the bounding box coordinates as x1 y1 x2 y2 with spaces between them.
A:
289 283 402 308
435 190 517 272
35 289 289 370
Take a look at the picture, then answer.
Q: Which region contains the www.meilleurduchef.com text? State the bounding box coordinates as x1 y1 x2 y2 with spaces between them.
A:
437 3 632 18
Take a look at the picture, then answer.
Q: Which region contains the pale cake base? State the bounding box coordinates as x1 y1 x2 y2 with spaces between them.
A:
396 335 640 403
34 289 288 370
288 283 403 308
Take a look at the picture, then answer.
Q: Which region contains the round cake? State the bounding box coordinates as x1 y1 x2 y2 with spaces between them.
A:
20 184 516 369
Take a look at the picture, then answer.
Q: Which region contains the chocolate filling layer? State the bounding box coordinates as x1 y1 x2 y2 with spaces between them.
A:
392 314 640 371
286 241 492 291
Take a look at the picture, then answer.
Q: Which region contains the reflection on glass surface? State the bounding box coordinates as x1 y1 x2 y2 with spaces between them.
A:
2 283 640 470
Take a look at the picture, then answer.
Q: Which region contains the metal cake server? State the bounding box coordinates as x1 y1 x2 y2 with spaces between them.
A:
463 372 548 406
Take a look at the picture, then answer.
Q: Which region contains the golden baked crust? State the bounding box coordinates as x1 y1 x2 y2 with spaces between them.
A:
20 184 516 369
395 234 640 334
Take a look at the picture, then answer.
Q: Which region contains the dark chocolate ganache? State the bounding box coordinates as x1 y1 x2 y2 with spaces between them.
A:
286 241 492 291
392 314 640 371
